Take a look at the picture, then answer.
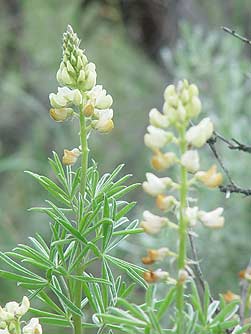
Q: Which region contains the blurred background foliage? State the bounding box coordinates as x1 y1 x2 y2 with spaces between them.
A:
1 0 251 306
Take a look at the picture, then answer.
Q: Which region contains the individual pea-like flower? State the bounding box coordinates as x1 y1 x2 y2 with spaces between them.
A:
222 291 240 303
185 117 214 148
143 269 176 284
198 207 224 229
86 85 113 110
156 194 177 211
92 109 114 133
22 318 42 334
181 150 200 173
62 148 81 166
142 173 174 196
49 107 73 122
0 297 30 321
151 151 176 171
196 165 223 188
140 210 168 235
149 108 169 128
144 126 172 151
142 247 176 265
239 268 251 281
49 87 82 109
185 206 199 227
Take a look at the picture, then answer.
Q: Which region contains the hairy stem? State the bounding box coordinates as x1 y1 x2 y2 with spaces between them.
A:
80 111 89 198
176 125 188 334
72 111 89 334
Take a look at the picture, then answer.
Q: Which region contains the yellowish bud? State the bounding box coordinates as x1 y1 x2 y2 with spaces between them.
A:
83 104 94 117
189 84 199 96
49 108 73 122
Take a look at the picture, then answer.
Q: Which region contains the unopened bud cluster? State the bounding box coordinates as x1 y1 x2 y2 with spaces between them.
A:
0 297 42 334
48 25 114 165
141 80 224 284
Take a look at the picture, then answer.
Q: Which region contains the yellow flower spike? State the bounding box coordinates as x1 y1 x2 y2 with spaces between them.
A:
196 165 223 188
62 148 81 166
49 107 73 122
151 151 176 171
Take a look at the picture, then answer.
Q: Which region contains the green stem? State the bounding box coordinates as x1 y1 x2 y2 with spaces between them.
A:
80 111 89 198
176 125 188 334
72 111 89 334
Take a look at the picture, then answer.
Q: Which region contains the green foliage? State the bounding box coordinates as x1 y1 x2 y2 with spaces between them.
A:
0 153 145 332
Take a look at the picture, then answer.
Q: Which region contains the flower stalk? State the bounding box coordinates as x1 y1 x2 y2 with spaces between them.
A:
48 25 115 334
176 125 188 334
141 79 224 332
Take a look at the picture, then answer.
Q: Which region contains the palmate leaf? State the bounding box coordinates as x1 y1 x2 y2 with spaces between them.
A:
30 308 71 327
105 255 147 289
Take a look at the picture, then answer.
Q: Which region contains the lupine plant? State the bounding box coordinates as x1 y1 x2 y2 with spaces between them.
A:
96 82 251 333
0 25 250 334
0 26 143 334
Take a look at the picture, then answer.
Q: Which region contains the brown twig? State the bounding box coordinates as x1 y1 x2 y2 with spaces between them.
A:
207 133 251 197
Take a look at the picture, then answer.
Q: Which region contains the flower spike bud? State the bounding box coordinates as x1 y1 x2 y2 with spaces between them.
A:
142 173 173 196
196 165 223 188
49 107 73 122
140 211 168 235
186 117 214 147
55 25 97 90
156 194 177 211
23 318 42 334
198 207 224 229
62 148 81 166
181 150 200 173
188 96 202 118
151 151 176 171
149 108 169 128
84 63 97 90
83 104 94 117
142 247 176 265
